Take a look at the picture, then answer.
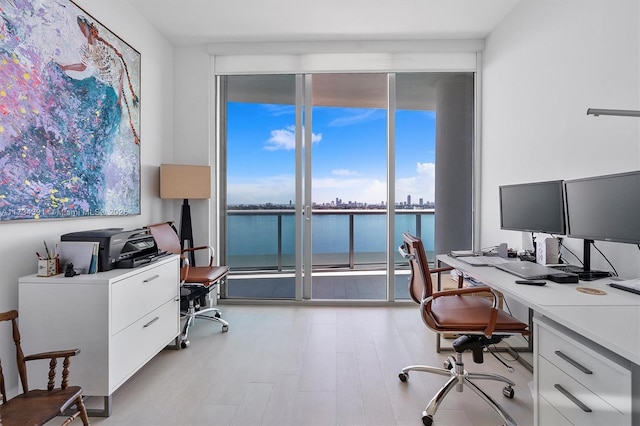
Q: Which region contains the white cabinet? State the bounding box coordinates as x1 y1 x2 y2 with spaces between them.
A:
534 316 632 426
18 255 180 416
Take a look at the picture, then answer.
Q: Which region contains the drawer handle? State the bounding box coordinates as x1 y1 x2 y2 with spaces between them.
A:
554 351 593 375
554 384 592 413
143 316 160 328
143 275 160 283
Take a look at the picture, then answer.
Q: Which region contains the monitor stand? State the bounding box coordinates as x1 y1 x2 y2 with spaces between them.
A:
578 239 611 281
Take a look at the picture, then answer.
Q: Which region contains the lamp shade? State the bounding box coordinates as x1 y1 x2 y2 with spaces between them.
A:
160 164 211 199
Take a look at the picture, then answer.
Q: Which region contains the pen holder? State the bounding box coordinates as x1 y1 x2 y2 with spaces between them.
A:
37 258 58 277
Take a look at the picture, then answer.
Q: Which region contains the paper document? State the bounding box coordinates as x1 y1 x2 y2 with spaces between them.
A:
56 241 99 274
459 256 510 266
450 250 476 257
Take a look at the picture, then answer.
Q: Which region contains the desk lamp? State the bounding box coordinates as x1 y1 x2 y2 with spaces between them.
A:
159 164 211 265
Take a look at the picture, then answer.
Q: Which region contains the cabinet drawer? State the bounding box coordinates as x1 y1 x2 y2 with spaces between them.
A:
538 357 630 426
538 395 573 426
110 299 179 390
111 260 179 333
537 320 631 413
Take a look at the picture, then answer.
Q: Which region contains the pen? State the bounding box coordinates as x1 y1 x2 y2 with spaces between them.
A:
43 240 51 259
36 252 43 260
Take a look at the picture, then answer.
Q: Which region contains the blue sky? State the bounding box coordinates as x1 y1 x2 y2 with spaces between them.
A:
227 102 436 205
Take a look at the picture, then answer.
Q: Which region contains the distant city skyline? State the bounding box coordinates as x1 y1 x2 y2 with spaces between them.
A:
226 102 436 206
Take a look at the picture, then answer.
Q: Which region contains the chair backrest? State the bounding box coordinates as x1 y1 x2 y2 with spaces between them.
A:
147 222 182 255
0 310 28 401
401 232 435 304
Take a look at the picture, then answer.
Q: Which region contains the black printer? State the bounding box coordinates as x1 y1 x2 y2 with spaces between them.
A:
60 228 161 271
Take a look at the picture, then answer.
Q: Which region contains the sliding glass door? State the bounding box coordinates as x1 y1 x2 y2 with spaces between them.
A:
218 72 474 301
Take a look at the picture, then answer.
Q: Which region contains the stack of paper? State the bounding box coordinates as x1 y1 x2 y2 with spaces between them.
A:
56 241 99 274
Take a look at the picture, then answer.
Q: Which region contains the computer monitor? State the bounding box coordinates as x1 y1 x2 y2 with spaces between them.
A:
564 170 640 273
499 180 566 235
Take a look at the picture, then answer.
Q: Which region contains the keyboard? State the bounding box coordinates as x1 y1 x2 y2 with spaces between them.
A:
608 280 640 295
552 264 585 274
553 264 611 281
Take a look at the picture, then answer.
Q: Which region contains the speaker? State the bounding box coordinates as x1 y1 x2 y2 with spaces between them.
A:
536 237 560 265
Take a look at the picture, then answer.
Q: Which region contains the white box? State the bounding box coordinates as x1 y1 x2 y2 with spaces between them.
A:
536 237 559 265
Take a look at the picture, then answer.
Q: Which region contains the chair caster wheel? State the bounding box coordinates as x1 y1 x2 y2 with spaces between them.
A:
222 325 229 332
502 385 514 398
214 312 221 318
181 340 190 349
422 414 434 426
398 372 408 382
444 360 453 370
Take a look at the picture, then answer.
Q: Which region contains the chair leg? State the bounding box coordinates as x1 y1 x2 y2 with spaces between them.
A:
60 396 90 425
400 352 518 426
464 376 517 426
194 307 230 332
180 298 229 348
423 374 459 421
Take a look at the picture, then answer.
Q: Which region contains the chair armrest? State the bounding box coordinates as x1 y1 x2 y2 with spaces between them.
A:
429 266 453 275
182 245 215 266
24 349 80 362
431 286 501 336
24 349 81 391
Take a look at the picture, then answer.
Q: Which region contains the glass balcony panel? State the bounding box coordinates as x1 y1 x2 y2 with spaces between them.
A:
311 214 349 267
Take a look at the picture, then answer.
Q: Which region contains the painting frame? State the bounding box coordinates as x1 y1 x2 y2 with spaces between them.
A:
0 0 141 221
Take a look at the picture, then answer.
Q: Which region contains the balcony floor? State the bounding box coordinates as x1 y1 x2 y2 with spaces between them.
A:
226 270 432 300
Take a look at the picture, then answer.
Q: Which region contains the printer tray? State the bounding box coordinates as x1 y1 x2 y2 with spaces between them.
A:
114 251 171 269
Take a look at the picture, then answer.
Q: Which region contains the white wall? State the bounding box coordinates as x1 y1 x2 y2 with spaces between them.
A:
482 0 640 279
0 0 173 395
171 46 213 259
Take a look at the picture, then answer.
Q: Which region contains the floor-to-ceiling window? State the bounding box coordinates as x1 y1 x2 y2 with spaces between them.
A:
218 72 474 301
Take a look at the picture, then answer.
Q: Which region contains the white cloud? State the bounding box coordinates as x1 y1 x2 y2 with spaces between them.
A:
227 174 295 205
228 161 436 206
332 169 359 176
264 125 322 151
329 109 384 127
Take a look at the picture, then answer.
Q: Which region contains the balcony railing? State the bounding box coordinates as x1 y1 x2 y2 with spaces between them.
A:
226 209 435 272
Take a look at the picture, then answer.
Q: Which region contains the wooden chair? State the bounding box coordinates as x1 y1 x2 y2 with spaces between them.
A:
397 232 529 426
0 310 89 426
146 221 230 348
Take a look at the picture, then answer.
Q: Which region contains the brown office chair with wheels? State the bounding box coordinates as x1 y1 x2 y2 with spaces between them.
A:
0 310 90 426
398 232 529 426
147 222 229 348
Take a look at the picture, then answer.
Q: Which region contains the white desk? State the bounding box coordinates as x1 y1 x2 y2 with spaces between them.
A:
437 255 640 425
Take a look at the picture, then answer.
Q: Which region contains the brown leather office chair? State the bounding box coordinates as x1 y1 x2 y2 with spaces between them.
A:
147 222 229 348
0 310 90 426
398 232 529 426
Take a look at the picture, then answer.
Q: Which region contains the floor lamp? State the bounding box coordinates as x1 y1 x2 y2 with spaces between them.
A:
159 164 211 266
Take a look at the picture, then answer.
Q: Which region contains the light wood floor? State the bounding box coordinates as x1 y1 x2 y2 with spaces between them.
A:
79 304 533 426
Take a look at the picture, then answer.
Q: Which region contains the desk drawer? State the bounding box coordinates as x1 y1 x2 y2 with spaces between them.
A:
538 357 630 426
110 299 179 389
111 260 179 334
538 395 573 426
537 320 631 414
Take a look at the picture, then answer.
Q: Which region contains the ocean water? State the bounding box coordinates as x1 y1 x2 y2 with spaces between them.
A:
227 211 434 269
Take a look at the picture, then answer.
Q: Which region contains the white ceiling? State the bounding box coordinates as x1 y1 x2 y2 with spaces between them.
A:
128 0 522 46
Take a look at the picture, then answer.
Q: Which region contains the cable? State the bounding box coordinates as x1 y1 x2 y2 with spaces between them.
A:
552 234 583 266
591 241 618 277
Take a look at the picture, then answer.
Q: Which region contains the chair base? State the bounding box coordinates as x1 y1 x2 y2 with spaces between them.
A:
179 299 229 348
399 352 517 426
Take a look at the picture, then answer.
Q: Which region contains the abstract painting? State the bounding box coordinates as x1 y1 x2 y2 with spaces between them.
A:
0 0 141 221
